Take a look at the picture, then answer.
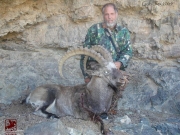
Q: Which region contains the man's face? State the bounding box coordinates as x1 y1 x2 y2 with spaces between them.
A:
103 6 118 28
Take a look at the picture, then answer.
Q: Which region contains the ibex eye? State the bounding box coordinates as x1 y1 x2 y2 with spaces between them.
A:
104 71 108 74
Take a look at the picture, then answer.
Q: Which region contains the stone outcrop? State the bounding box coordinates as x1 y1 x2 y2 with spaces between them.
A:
0 0 180 134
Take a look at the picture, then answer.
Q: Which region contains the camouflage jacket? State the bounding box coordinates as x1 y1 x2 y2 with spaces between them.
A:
80 23 133 78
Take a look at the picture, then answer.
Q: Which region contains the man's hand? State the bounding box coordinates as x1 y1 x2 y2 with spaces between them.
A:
84 78 91 84
114 62 121 69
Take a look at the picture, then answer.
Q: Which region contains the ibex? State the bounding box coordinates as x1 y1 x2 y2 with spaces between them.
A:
23 45 129 134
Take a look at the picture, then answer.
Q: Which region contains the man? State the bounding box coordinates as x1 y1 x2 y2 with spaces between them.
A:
80 3 133 83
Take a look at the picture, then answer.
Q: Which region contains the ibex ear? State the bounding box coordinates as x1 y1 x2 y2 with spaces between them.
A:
86 61 101 70
85 69 94 75
85 69 101 76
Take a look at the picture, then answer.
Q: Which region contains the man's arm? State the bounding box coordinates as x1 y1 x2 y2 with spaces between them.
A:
117 29 133 70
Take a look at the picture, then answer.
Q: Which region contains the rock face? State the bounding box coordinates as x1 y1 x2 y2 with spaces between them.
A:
0 0 180 134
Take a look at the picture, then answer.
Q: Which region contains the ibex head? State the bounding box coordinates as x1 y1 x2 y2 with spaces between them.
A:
59 45 128 88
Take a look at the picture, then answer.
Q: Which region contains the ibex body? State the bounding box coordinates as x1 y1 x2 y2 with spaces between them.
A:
24 45 129 120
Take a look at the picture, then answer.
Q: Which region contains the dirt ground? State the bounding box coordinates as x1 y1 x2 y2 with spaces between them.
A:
0 97 178 135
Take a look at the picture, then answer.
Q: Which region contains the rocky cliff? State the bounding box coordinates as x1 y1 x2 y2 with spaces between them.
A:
0 0 180 135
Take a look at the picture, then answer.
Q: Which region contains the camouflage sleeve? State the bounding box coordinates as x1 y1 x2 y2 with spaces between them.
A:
80 27 93 78
117 29 133 69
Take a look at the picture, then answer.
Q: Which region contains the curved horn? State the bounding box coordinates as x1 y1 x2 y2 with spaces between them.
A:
83 45 113 71
59 47 106 78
